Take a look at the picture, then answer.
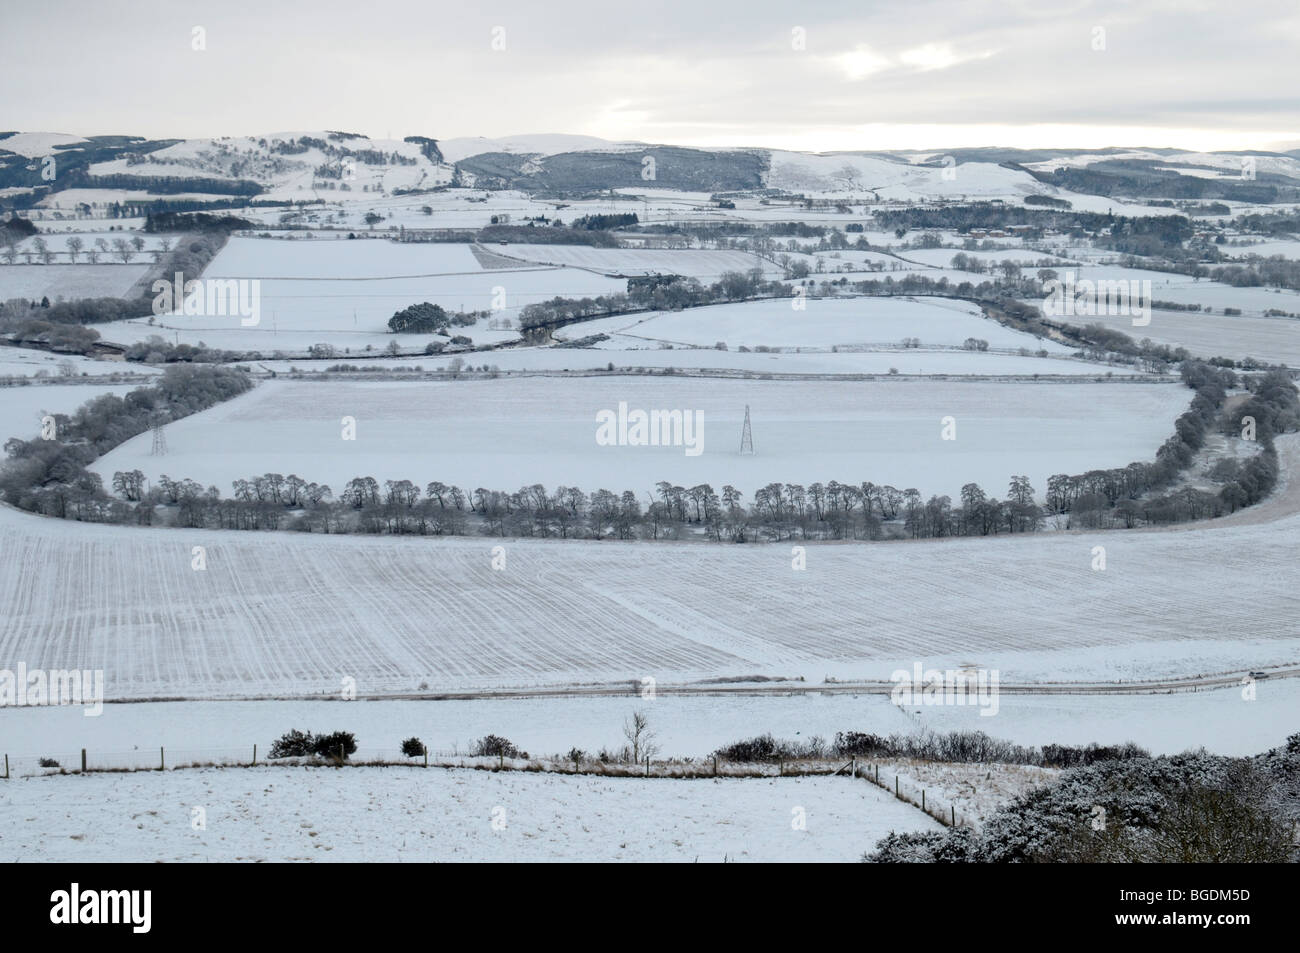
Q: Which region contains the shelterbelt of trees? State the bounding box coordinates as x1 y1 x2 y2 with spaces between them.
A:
0 221 239 359
0 366 252 520
4 360 1294 541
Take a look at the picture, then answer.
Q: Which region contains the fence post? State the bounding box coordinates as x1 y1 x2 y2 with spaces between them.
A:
922 789 926 812
160 747 164 771
713 755 717 776
4 754 7 779
894 775 898 797
81 749 87 773
851 756 856 778
875 763 879 784
498 752 504 770
424 746 428 768
645 757 650 777
951 805 956 827
252 743 257 766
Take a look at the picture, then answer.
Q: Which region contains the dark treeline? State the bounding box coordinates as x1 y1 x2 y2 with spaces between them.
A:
1044 364 1297 528
70 172 263 197
4 360 1294 539
1233 210 1300 236
518 268 788 340
143 210 256 233
81 470 1039 542
0 366 252 520
629 220 827 242
873 204 1195 254
476 224 618 247
1023 160 1290 204
714 729 1148 769
1209 257 1300 293
569 213 639 230
0 232 233 357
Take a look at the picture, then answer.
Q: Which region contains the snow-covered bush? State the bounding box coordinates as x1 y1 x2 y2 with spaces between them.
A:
865 744 1300 863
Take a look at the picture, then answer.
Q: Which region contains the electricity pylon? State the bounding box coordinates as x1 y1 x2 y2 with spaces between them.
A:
150 419 167 456
739 405 754 455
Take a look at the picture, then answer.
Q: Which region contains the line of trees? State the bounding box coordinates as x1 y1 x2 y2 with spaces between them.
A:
0 366 253 520
1043 364 1296 528
518 269 792 341
0 231 231 342
5 358 1293 539
87 365 1290 538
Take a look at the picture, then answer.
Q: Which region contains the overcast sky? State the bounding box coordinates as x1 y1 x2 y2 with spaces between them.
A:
3 0 1297 152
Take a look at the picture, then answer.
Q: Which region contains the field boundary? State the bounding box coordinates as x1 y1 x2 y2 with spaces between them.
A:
4 749 966 828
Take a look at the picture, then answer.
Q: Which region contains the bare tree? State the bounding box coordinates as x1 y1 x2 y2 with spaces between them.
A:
622 710 659 763
65 236 84 262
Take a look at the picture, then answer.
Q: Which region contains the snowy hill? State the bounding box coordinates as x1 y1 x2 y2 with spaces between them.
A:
4 129 1300 208
81 131 456 201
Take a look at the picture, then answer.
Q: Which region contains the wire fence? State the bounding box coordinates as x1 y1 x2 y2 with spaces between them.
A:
1 746 969 828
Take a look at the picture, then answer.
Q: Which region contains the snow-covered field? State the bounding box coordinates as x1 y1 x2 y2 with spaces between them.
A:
88 376 1189 502
553 296 1073 353
494 243 778 279
0 349 152 379
1045 302 1300 365
98 236 626 354
898 248 1079 269
1065 264 1300 319
10 231 172 255
4 682 1297 774
2 490 1297 699
873 759 1059 828
273 345 1129 377
0 767 932 862
0 263 148 300
0 382 137 437
206 236 487 279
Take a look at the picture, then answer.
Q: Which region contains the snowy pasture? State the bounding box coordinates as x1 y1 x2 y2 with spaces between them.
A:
88 376 1190 502
0 767 934 862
